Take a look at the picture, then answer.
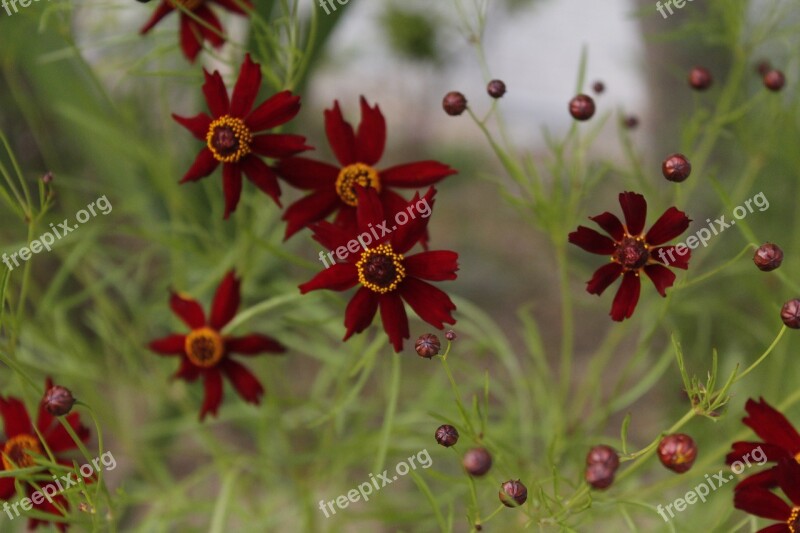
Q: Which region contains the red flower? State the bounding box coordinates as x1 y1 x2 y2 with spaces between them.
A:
568 191 691 321
734 459 800 533
727 398 800 491
149 271 286 420
173 54 310 219
298 187 458 352
0 379 90 531
274 96 457 240
139 0 251 62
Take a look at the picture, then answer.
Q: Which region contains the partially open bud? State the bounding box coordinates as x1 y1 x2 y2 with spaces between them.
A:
781 299 800 329
435 424 459 447
658 433 697 473
415 334 441 358
499 479 528 508
463 447 492 476
753 243 783 272
43 385 76 416
487 80 506 99
443 91 468 116
585 445 619 489
688 66 713 90
569 94 595 121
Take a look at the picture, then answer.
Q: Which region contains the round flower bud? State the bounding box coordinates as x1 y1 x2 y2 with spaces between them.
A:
592 81 605 94
41 171 54 184
658 433 698 474
781 299 800 329
623 115 639 129
688 67 713 90
662 153 692 182
43 385 76 416
435 424 459 447
445 330 456 341
463 447 492 477
415 334 441 358
763 70 786 92
753 243 783 272
569 94 595 121
585 445 620 489
499 479 528 508
443 91 468 116
487 79 507 99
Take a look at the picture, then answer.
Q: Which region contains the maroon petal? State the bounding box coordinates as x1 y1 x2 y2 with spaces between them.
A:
210 271 240 330
380 161 457 187
239 155 281 206
651 245 691 269
200 369 223 420
354 96 386 165
744 398 800 453
246 91 300 132
299 263 358 293
195 5 224 47
230 54 260 117
139 1 174 34
727 441 789 466
324 100 357 166
586 262 623 295
568 226 617 255
173 112 212 140
355 186 385 234
400 277 456 329
610 271 640 321
391 188 436 254
170 291 206 328
222 163 243 219
174 358 201 382
0 478 15 500
343 287 380 340
333 206 358 235
274 157 339 190
202 68 230 118
0 397 32 438
756 524 791 533
251 134 311 159
226 334 285 355
778 461 800 505
643 263 676 297
221 359 264 405
734 487 791 521
735 466 780 492
310 220 354 253
404 251 458 281
590 211 625 241
210 0 251 14
379 292 410 352
149 334 187 355
282 190 340 240
618 192 647 236
381 189 431 249
180 16 203 63
646 207 691 246
44 412 89 453
180 148 219 183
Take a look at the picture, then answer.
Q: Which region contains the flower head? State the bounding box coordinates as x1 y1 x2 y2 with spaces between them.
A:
173 54 310 218
734 458 800 533
298 187 458 352
275 97 457 241
568 191 691 321
149 271 286 420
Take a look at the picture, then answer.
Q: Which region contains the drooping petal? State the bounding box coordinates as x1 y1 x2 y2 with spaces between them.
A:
324 100 357 166
210 271 240 330
610 271 640 321
400 277 456 329
221 359 264 405
646 207 691 246
222 163 243 219
226 334 285 355
238 155 282 206
586 262 623 295
251 134 311 159
380 161 457 187
618 192 647 236
282 190 340 240
180 16 204 63
274 157 339 190
643 263 676 297
0 397 32 439
355 96 386 165
230 54 261 117
379 292 410 352
568 226 617 255
343 287 380 340
200 370 223 420
744 398 800 455
299 263 358 293
589 211 625 241
169 291 206 329
195 5 224 47
139 1 174 34
246 91 301 132
180 148 219 183
733 487 791 521
404 251 458 281
202 68 230 117
650 245 691 269
173 112 212 140
391 188 436 254
211 0 251 15
149 334 187 355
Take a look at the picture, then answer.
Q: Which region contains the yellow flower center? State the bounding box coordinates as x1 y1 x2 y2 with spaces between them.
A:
335 163 381 207
789 507 800 533
206 116 252 163
184 327 225 368
2 434 42 470
357 244 406 294
171 0 204 10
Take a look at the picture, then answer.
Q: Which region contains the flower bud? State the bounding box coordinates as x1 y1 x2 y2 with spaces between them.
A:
443 91 467 116
688 66 713 90
763 70 786 92
568 94 595 121
781 299 800 329
623 115 639 129
435 424 459 447
415 333 441 358
43 385 75 416
487 80 506 99
585 445 619 489
756 60 771 76
753 243 783 272
662 153 692 183
657 433 697 473
592 81 605 94
463 447 492 476
499 479 528 507
445 330 456 341
41 171 54 184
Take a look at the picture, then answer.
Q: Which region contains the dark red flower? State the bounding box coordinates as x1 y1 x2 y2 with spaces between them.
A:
149 271 286 420
274 97 457 241
0 378 90 531
140 0 251 62
298 187 458 352
173 54 310 219
568 192 691 321
727 398 800 491
734 459 800 533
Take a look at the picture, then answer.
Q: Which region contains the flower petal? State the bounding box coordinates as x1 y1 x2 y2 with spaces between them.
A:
651 245 691 269
173 112 212 140
230 54 260 117
400 277 456 330
727 441 789 466
180 148 219 183
246 91 300 132
310 220 354 253
404 251 458 281
644 263 676 297
299 263 358 293
646 207 691 246
251 134 311 159
174 358 201 382
195 5 224 47
0 397 32 439
226 334 285 355
0 477 15 500
355 96 386 165
200 369 223 420
139 1 174 34
568 226 616 255
391 188 436 254
282 190 340 240
355 186 385 234
169 291 206 329
744 398 800 454
202 69 230 117
274 157 339 190
239 155 281 206
149 334 187 355
180 16 203 63
211 0 251 14
586 262 623 295
734 466 780 492
589 211 625 241
734 487 791 521
380 161 457 187
324 100 357 166
379 292 409 352
343 287 380 340
222 163 243 219
44 412 89 453
618 192 647 236
610 271 640 321
210 271 239 330
221 359 264 405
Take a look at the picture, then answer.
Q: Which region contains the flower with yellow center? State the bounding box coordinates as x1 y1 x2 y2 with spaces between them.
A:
2 434 42 470
184 327 225 368
335 163 381 207
789 507 800 533
206 116 252 164
356 243 406 294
